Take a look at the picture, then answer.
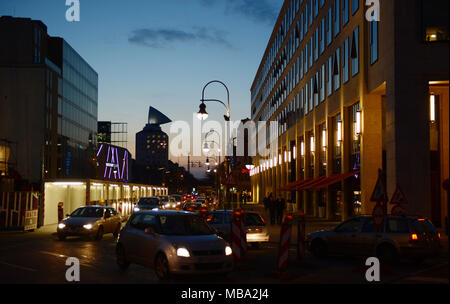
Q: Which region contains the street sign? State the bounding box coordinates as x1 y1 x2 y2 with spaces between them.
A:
372 204 386 231
24 209 38 231
370 169 388 202
391 204 407 216
389 185 408 205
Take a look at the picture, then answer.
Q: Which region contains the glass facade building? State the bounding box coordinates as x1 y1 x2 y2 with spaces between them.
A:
60 40 98 149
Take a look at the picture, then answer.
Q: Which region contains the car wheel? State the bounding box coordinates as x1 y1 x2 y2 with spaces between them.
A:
311 239 328 258
377 244 398 264
155 253 170 280
58 234 66 241
95 226 104 241
116 244 130 271
113 224 121 239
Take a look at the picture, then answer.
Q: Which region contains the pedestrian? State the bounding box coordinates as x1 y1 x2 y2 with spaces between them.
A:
268 194 276 225
277 195 286 224
263 195 268 211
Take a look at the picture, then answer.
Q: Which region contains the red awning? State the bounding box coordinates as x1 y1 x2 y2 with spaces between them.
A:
276 178 311 191
311 170 360 190
293 176 327 191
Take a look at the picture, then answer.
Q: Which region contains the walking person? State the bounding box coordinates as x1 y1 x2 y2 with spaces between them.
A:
277 195 286 224
268 194 276 225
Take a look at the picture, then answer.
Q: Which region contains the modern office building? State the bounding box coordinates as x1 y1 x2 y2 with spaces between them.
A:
98 121 128 149
249 0 448 227
136 106 171 170
0 16 98 184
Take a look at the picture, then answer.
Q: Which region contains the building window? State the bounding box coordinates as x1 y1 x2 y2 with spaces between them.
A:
327 57 332 96
422 0 449 42
343 0 349 26
320 64 326 102
314 28 319 61
334 49 341 91
343 38 349 83
333 114 342 174
351 0 359 15
326 7 333 46
351 26 359 76
369 21 379 64
334 0 340 37
320 18 325 54
314 72 319 107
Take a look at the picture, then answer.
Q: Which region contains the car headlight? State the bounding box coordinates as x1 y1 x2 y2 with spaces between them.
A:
165 203 170 208
225 246 232 256
83 224 93 230
58 223 66 229
176 247 190 257
134 207 140 212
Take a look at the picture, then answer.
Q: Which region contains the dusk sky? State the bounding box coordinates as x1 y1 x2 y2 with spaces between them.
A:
0 0 282 178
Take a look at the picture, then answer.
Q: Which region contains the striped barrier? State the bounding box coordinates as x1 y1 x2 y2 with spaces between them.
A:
231 212 242 261
277 213 293 271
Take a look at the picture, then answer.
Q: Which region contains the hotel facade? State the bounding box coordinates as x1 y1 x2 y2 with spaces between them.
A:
249 0 448 227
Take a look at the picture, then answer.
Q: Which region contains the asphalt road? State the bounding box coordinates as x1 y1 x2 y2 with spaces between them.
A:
0 227 448 284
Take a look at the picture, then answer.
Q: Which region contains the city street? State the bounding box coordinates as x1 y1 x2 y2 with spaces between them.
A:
1 220 447 284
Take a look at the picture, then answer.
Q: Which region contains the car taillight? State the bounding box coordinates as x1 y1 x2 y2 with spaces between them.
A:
410 233 418 241
260 216 265 224
437 233 440 239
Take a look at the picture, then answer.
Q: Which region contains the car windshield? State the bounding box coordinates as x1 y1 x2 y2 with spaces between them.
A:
158 215 216 236
70 207 103 218
138 198 159 207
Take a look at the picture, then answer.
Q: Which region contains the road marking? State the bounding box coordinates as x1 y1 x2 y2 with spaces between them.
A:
0 260 37 272
38 250 96 269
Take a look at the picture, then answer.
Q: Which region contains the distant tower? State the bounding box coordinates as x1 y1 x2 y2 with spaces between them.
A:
136 107 172 170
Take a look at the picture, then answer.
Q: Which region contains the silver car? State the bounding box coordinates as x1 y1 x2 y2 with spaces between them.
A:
306 215 441 263
116 210 233 280
57 206 122 241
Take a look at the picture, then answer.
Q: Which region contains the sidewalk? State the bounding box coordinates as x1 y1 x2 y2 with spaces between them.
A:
241 203 340 245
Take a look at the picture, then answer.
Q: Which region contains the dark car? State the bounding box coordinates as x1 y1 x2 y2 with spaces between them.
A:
134 197 163 212
206 210 269 246
306 215 441 263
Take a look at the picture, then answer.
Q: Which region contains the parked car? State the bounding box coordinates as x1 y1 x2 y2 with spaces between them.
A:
306 215 441 263
57 206 122 241
206 210 269 247
116 210 233 279
134 197 163 212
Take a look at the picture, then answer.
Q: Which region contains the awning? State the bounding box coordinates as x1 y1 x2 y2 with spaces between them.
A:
276 178 312 191
310 170 360 190
292 176 327 191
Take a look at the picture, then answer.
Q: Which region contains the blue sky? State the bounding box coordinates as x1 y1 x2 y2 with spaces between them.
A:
0 0 282 177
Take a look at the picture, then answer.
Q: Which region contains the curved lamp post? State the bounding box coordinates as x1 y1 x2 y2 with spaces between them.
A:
197 80 231 121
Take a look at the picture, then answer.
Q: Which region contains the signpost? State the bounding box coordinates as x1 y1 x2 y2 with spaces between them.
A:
370 169 387 231
390 185 408 216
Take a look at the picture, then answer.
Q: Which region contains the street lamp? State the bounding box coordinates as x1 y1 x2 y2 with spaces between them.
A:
197 102 209 120
196 80 231 121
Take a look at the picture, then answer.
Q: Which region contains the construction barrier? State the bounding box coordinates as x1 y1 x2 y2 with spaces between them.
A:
296 211 306 260
231 210 242 261
0 191 40 230
277 213 293 272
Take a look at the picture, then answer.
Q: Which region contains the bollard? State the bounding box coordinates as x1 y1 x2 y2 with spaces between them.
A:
277 213 293 272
